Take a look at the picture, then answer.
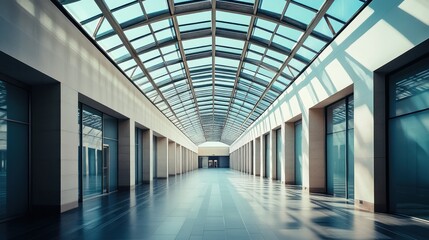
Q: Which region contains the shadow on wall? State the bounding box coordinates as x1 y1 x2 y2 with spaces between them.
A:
233 0 428 150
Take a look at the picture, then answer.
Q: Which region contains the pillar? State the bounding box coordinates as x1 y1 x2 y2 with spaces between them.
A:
156 137 168 178
306 108 326 193
118 119 135 189
254 137 261 176
168 141 176 176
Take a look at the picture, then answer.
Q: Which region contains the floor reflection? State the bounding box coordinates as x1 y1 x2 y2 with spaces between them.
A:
1 169 429 239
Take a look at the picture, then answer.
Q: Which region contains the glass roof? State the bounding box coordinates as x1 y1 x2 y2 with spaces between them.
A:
56 0 369 145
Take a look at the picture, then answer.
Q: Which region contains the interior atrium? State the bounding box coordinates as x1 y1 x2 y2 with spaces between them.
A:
0 0 429 239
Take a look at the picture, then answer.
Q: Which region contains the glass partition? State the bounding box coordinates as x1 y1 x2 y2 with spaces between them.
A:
389 57 429 220
0 80 29 221
79 104 118 199
326 95 353 199
264 133 270 178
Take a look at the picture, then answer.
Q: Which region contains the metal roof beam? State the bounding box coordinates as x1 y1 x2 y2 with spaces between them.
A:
94 0 186 134
168 0 206 142
238 0 334 132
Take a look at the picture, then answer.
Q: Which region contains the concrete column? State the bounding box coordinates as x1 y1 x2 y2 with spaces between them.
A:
246 143 249 174
60 85 79 212
183 147 186 173
284 122 295 184
168 141 176 176
156 137 168 178
306 108 326 193
176 144 181 174
142 129 153 182
254 137 261 176
118 119 135 189
249 142 252 173
261 135 267 178
240 146 244 172
32 83 79 213
270 130 277 180
243 146 246 173
279 123 286 183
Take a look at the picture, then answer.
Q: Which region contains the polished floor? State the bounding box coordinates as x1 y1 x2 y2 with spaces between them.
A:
1 169 429 240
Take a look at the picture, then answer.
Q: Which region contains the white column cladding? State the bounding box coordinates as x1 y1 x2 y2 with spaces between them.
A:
118 119 135 189
255 137 261 176
175 145 180 174
284 122 295 185
60 84 79 212
246 143 249 174
240 147 244 172
142 129 153 182
157 137 168 178
270 130 275 180
280 123 286 183
168 141 176 176
306 108 326 193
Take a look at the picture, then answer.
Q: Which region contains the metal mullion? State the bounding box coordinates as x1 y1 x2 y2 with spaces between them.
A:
168 0 206 142
97 4 331 43
240 15 282 122
139 0 194 133
220 0 259 138
238 0 334 132
324 15 336 35
93 16 105 38
143 1 204 140
211 0 216 139
94 0 187 137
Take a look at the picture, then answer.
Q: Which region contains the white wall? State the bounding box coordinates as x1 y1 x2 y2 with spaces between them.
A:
0 0 198 212
198 147 230 156
229 0 429 211
0 1 197 152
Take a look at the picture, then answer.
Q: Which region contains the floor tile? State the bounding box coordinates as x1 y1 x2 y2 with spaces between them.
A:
1 169 429 240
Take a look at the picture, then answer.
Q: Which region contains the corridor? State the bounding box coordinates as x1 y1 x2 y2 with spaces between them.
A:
1 169 428 240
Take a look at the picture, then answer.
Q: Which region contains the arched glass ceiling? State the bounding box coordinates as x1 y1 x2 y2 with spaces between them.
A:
56 0 369 145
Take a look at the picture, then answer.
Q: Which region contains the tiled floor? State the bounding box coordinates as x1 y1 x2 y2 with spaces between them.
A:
1 169 429 239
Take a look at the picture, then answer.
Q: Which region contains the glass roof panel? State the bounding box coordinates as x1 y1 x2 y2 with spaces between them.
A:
294 0 324 10
284 3 316 26
63 0 101 22
108 46 130 61
98 34 122 51
151 19 173 32
97 18 113 37
124 25 151 40
57 0 370 145
328 0 364 22
111 2 143 24
105 0 135 10
217 10 250 25
143 0 169 17
259 0 286 17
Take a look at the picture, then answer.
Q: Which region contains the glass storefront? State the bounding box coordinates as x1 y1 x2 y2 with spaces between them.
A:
389 57 429 220
264 133 270 178
326 95 354 199
0 80 29 221
79 104 118 199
